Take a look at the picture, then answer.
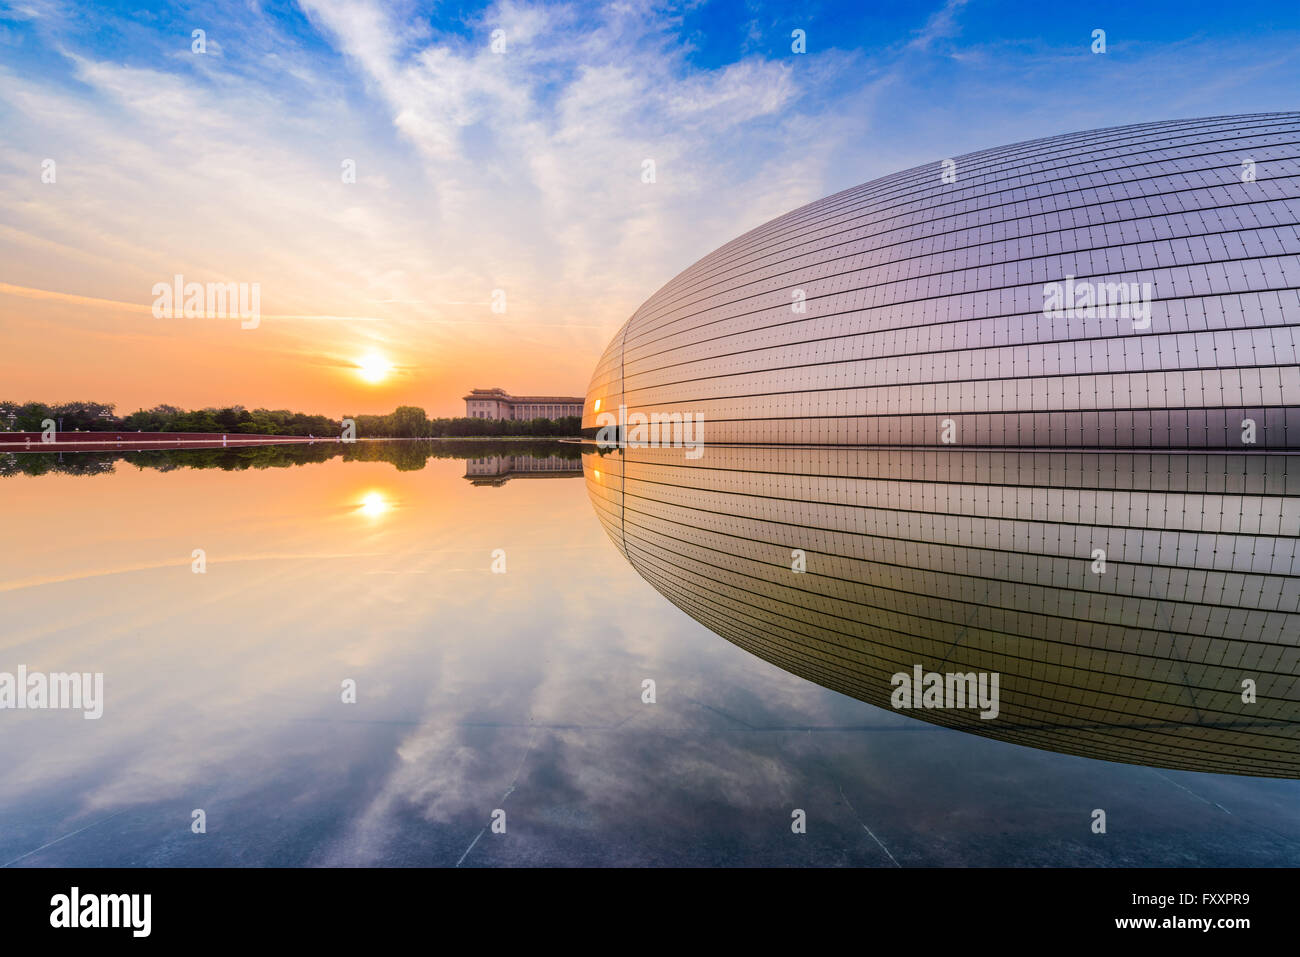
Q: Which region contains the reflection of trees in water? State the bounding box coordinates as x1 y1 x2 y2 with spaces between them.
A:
0 440 581 477
0 451 116 477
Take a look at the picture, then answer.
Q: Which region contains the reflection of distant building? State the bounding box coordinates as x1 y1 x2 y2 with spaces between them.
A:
463 388 583 420
464 454 582 485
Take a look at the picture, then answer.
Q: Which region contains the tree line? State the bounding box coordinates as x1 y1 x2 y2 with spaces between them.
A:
0 401 581 438
349 408 582 438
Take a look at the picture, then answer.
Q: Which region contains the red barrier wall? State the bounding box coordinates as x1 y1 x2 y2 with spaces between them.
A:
0 432 330 445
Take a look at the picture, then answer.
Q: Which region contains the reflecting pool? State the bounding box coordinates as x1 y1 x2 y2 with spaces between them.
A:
1 440 1298 866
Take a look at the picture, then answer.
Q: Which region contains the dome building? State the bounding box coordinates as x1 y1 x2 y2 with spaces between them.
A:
584 113 1300 450
582 114 1300 776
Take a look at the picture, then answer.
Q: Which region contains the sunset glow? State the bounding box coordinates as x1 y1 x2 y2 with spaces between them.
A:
357 490 390 517
356 353 393 384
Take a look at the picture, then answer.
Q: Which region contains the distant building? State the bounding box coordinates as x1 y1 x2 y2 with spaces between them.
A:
463 388 583 420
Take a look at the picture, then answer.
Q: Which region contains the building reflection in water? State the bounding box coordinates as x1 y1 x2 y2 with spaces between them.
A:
464 454 584 486
585 445 1300 778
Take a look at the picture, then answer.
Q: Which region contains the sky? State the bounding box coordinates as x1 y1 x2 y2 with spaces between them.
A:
1 0 1298 417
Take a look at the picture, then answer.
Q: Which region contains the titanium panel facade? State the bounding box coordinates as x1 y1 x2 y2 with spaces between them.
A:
583 114 1300 775
584 113 1300 449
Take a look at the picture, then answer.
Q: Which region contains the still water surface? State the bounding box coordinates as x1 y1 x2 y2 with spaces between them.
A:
2 441 1298 866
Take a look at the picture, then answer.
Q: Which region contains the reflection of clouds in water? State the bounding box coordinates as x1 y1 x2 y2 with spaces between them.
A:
0 452 677 862
319 723 809 866
0 552 387 597
316 596 904 865
3 449 1300 865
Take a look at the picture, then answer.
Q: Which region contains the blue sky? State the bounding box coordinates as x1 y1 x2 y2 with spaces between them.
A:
1 0 1298 412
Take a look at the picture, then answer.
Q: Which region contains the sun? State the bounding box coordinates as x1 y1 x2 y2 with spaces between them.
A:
356 352 392 383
